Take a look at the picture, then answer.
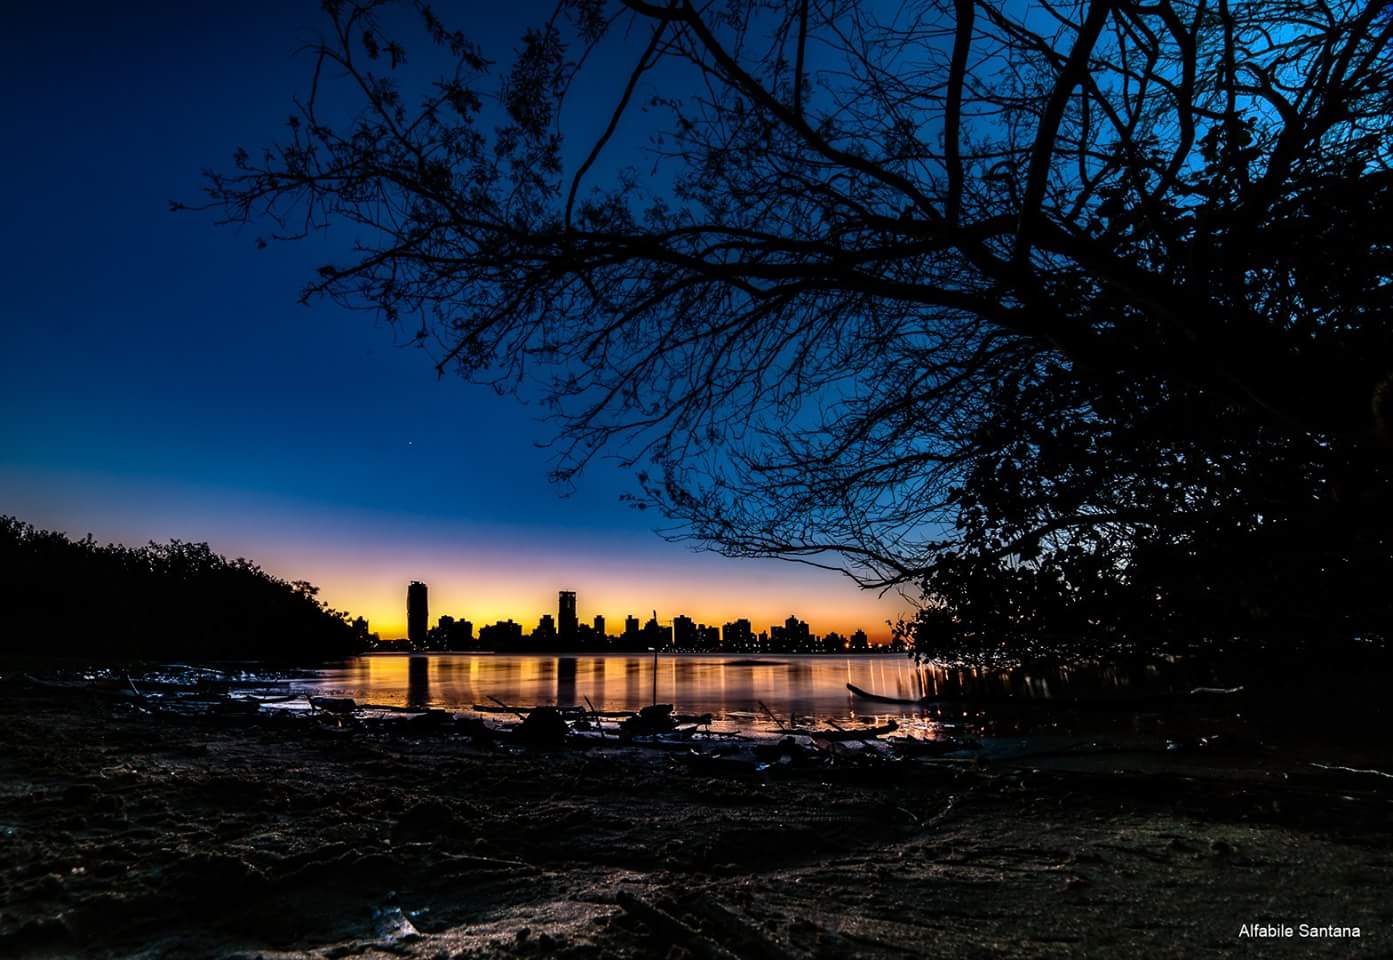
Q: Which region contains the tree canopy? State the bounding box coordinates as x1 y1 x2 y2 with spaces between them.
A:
0 516 366 661
198 0 1393 662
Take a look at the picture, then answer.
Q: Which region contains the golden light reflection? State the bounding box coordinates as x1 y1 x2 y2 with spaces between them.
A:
317 652 930 717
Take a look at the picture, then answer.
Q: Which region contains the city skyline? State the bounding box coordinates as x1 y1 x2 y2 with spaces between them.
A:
369 583 893 646
385 584 888 653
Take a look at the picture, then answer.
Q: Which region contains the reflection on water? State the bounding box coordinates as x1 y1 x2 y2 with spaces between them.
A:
406 656 429 709
304 653 1216 729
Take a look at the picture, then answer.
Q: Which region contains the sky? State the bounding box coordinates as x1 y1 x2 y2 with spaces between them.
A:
0 0 910 640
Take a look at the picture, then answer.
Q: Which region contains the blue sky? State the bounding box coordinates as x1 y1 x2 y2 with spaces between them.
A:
0 0 908 638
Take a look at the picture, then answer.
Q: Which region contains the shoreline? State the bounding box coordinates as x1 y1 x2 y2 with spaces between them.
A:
2 676 1391 958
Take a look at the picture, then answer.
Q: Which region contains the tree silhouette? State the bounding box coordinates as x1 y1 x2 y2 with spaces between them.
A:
0 516 364 661
197 0 1393 661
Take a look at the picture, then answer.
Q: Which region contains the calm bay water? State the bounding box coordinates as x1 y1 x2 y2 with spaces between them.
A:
299 653 1209 729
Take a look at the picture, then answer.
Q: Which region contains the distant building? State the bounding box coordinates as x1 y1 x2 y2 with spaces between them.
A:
593 614 605 639
643 615 673 647
849 629 869 651
534 613 557 646
722 618 753 651
407 581 429 648
479 619 522 648
558 590 578 645
430 615 474 650
623 615 640 644
783 614 811 650
673 614 696 648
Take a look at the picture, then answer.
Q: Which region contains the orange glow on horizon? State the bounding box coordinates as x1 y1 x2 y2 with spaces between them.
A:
314 572 903 644
7 492 909 644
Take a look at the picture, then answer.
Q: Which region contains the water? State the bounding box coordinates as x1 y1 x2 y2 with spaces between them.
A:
307 652 925 718
297 653 1219 735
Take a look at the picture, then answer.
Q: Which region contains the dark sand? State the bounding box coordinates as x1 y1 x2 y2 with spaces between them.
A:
1 681 1390 959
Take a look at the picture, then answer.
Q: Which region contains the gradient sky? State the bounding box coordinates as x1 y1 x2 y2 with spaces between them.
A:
1 1 910 640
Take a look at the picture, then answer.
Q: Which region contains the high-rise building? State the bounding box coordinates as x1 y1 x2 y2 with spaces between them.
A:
643 615 672 647
722 618 753 651
593 614 605 639
673 614 696 647
535 613 557 646
479 619 522 648
431 615 474 650
407 581 429 648
783 614 811 650
558 590 578 645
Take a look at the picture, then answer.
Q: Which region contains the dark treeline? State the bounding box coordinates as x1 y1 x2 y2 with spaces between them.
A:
0 516 365 662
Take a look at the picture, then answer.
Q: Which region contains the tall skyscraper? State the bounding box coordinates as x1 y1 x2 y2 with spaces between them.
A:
593 614 605 639
407 581 428 647
558 590 578 645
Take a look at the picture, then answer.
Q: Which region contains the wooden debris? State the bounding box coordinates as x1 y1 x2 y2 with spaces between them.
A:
309 696 356 714
808 720 898 742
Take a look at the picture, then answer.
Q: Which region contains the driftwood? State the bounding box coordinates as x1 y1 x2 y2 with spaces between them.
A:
845 683 924 705
584 696 605 739
236 693 302 704
808 720 898 742
756 700 784 728
823 719 869 744
309 696 356 714
487 695 528 721
846 682 1248 712
756 700 813 736
677 712 715 726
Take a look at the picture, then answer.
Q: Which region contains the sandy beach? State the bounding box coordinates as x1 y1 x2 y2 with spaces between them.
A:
1 677 1390 959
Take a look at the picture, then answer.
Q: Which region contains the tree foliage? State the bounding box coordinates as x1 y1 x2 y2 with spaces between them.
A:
0 516 365 661
198 0 1393 662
